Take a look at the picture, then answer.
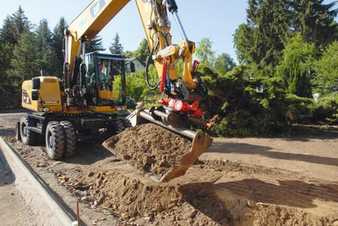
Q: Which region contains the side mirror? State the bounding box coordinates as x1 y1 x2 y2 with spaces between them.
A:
130 62 136 73
32 78 41 90
31 90 39 101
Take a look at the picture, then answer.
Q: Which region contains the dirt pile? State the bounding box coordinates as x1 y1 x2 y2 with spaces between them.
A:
55 158 338 226
103 124 192 178
56 159 230 226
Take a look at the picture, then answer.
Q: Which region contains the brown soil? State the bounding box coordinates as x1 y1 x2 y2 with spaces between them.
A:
103 124 192 179
55 124 338 226
55 157 338 226
2 114 338 226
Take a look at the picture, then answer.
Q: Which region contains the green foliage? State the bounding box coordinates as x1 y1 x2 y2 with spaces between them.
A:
109 33 123 55
195 38 215 66
86 35 105 53
313 41 338 94
51 17 67 77
312 93 338 123
0 6 31 45
202 66 289 137
277 34 316 97
285 93 338 124
9 32 41 83
35 19 58 75
292 0 338 48
234 0 290 67
214 53 236 75
114 71 160 104
0 43 12 82
234 0 338 68
133 39 150 64
233 24 255 64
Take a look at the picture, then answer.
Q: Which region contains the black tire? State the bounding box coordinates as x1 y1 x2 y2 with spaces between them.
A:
20 117 39 145
60 121 77 157
45 121 65 160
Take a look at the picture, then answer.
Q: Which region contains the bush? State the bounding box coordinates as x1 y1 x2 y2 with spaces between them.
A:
202 66 289 137
312 93 338 124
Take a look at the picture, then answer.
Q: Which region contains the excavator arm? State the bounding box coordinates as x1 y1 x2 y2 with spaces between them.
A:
64 0 196 93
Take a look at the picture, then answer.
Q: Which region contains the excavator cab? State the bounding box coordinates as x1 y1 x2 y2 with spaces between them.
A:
83 52 128 106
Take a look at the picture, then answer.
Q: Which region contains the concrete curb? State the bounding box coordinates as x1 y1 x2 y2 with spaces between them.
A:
0 138 76 226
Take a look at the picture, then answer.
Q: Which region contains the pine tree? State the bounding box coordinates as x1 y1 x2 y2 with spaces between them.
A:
0 6 31 45
292 0 338 48
0 6 31 86
234 0 290 68
35 19 57 75
51 17 67 77
86 35 105 53
109 33 123 55
9 32 40 83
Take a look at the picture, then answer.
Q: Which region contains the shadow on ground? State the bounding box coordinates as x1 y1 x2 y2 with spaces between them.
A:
64 143 113 165
209 142 338 167
0 127 15 137
0 149 15 186
179 179 338 224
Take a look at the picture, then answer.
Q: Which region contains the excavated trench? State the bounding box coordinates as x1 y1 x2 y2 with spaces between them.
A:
55 124 338 226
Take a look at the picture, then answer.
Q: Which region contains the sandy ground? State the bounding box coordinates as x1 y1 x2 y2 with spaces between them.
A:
0 147 39 226
0 113 338 226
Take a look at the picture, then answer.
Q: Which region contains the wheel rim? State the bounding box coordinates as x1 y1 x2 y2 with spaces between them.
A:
21 123 27 137
46 130 55 150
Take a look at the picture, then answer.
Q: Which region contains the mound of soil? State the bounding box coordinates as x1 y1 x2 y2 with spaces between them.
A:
56 157 338 226
103 124 192 178
58 159 230 226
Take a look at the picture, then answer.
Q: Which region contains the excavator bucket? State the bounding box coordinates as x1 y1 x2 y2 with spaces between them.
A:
103 105 212 182
160 130 212 182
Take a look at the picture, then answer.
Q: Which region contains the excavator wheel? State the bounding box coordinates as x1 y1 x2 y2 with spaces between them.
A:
19 117 39 146
44 121 65 160
60 121 77 158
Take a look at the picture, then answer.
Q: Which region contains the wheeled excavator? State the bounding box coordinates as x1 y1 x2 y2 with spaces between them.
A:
17 0 212 182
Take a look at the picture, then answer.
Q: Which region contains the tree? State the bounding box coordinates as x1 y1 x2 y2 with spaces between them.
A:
195 38 215 66
234 0 290 68
133 39 150 64
35 19 56 75
214 53 236 75
109 33 123 55
0 43 13 85
51 17 67 77
277 34 316 97
233 24 255 64
0 6 31 82
313 41 338 94
291 0 338 48
0 6 31 45
86 35 105 53
9 32 40 83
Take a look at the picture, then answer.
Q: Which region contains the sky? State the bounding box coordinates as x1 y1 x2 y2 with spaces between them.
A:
0 0 247 60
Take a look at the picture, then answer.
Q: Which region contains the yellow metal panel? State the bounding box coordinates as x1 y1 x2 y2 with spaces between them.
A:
22 80 39 112
21 76 63 113
98 90 113 100
88 105 117 113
